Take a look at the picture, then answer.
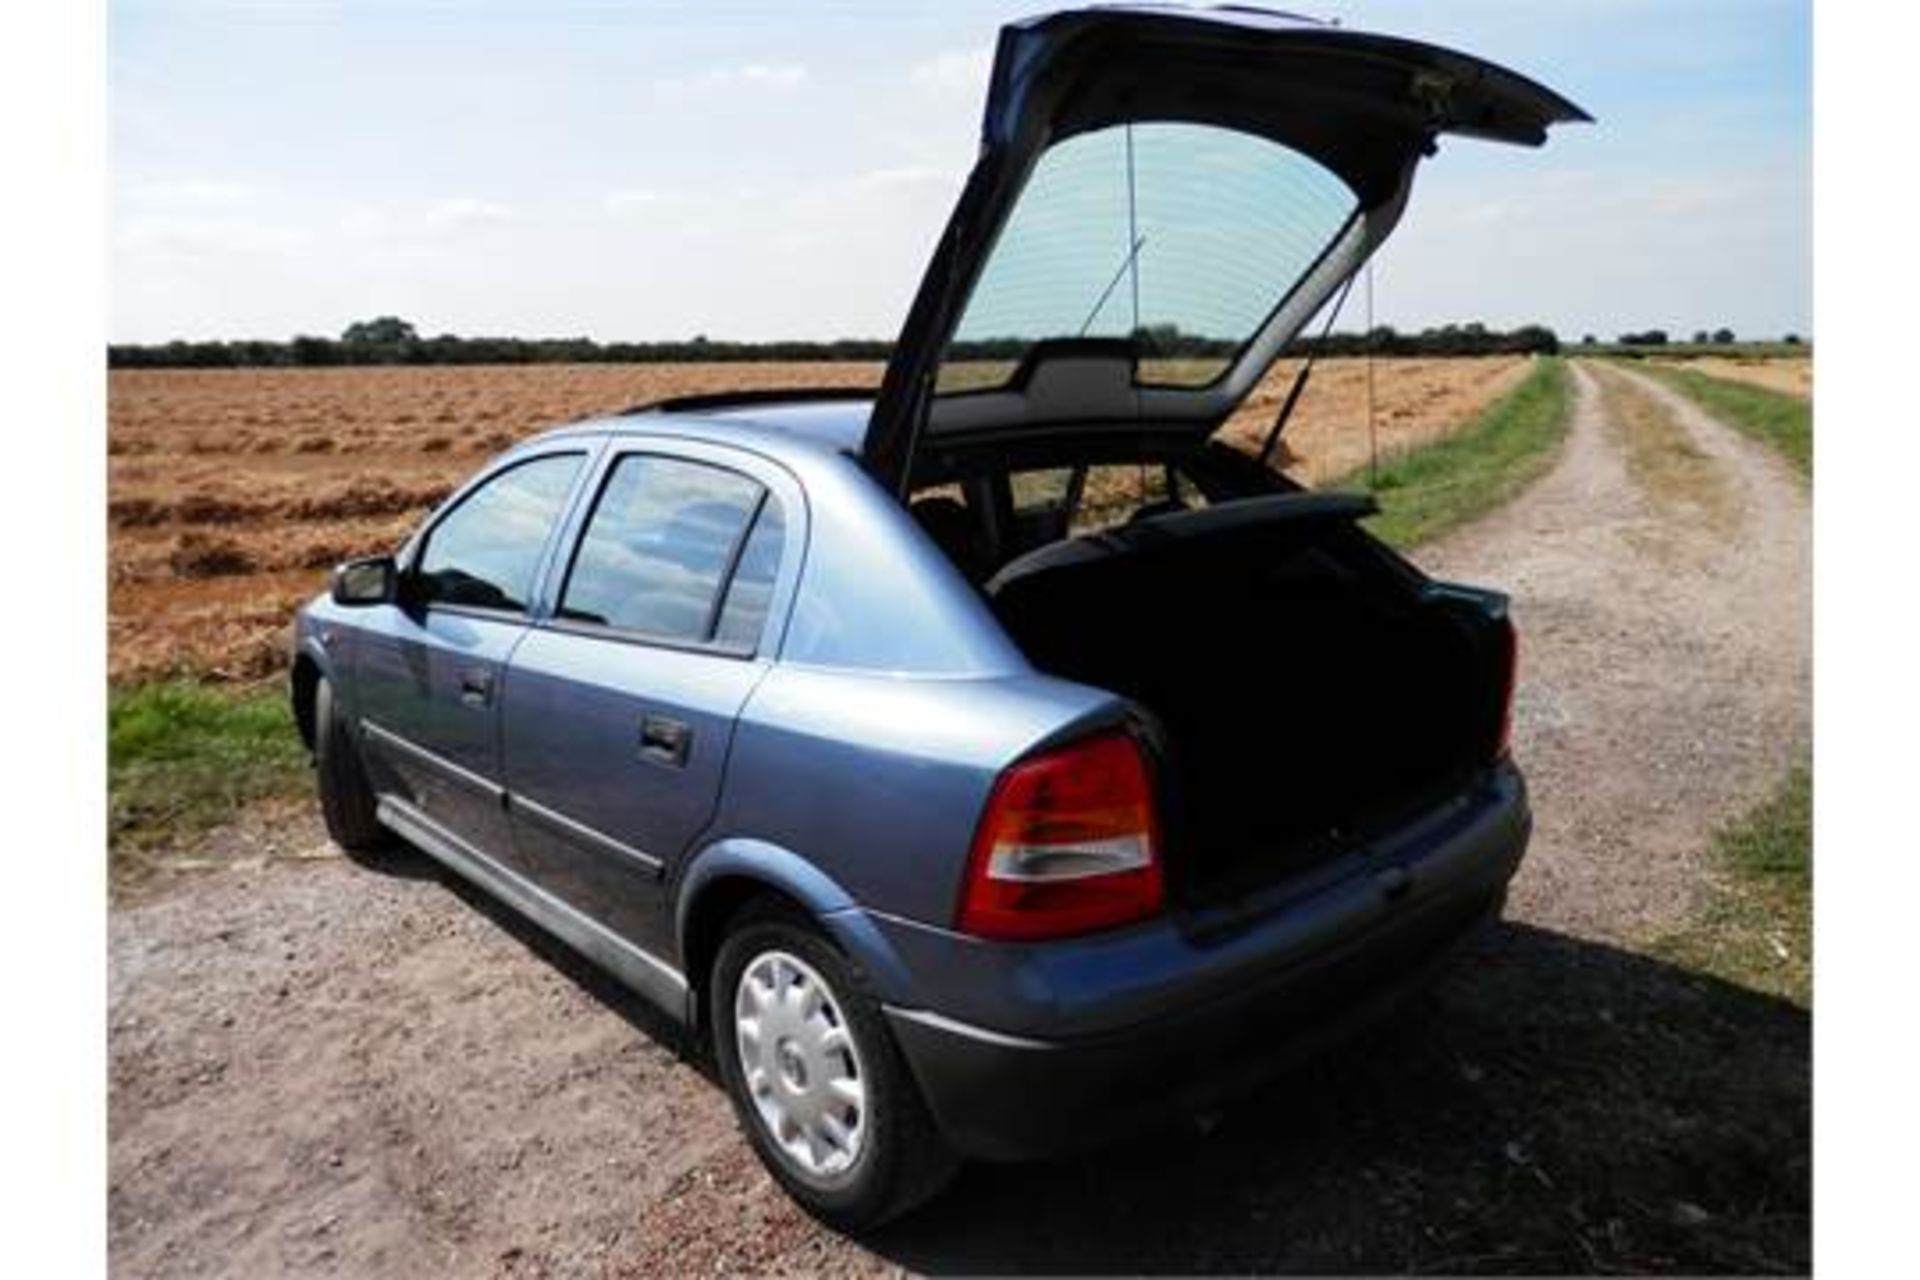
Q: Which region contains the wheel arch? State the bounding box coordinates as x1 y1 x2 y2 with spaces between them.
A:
676 838 920 1030
289 641 330 752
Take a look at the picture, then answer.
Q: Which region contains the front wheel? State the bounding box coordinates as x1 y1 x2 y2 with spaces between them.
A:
710 904 957 1230
313 675 389 855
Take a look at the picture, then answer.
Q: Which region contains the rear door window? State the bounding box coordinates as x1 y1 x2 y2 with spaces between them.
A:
557 454 767 644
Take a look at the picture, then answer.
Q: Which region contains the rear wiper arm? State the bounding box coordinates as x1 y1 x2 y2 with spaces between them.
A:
1077 234 1147 337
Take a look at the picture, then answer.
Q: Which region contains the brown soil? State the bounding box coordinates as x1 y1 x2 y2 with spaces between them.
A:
107 361 1809 1273
108 358 1526 682
1217 354 1531 485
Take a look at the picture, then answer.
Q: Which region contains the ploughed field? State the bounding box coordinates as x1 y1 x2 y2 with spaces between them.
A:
1649 354 1812 399
107 356 1528 682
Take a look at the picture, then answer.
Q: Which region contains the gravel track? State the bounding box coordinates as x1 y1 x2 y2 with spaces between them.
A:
108 361 1812 1275
1419 361 1811 941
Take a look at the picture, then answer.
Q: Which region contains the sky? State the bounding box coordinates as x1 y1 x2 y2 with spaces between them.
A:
109 0 1812 345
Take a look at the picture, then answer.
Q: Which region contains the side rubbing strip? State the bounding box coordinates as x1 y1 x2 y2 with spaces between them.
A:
511 792 666 875
361 720 504 801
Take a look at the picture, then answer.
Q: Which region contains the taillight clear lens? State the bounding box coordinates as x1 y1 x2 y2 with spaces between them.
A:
957 730 1164 940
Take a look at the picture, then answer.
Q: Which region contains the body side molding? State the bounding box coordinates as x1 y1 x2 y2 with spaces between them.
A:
510 790 666 875
362 719 505 802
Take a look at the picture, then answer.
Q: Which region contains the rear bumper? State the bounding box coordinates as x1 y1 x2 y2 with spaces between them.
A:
876 764 1529 1161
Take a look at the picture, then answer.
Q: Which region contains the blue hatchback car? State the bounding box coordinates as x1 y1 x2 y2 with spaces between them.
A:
292 5 1584 1227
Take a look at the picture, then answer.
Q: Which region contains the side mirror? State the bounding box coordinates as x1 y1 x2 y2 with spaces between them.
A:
331 555 399 607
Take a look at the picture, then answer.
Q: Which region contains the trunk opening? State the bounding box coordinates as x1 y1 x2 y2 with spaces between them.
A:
986 495 1508 903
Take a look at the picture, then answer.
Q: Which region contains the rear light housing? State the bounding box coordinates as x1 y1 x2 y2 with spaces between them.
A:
1493 617 1519 761
957 729 1164 941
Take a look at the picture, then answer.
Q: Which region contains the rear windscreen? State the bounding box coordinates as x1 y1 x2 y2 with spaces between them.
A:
937 121 1358 395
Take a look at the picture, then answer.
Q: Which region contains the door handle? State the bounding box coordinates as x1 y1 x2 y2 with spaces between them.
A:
639 713 691 766
458 667 494 707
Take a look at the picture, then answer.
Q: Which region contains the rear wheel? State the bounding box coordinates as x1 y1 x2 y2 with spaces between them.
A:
710 903 957 1229
313 676 389 855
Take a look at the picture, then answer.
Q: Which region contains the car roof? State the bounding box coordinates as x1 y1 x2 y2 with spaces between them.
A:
525 392 876 464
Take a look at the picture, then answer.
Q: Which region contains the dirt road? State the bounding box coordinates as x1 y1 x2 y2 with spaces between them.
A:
1419 362 1811 942
108 362 1811 1275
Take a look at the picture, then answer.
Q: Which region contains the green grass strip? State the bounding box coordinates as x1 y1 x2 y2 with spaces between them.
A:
1331 356 1572 550
1632 363 1811 480
109 679 309 858
1652 766 1812 1006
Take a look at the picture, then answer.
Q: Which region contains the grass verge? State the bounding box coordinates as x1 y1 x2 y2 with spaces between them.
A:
110 679 308 871
1652 766 1812 1006
1333 356 1572 549
1593 363 1737 536
1632 363 1811 480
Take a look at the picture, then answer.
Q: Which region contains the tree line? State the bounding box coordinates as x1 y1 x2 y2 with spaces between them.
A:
1594 328 1803 348
107 315 1582 369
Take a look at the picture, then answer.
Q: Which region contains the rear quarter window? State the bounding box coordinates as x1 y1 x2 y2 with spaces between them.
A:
713 501 786 650
1002 462 1211 538
1070 463 1206 534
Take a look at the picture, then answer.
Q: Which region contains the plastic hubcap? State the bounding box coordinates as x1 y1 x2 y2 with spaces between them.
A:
734 949 867 1183
776 1039 808 1091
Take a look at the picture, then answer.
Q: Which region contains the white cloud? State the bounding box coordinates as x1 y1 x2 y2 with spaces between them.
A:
422 197 510 230
114 214 307 256
1372 161 1810 339
122 179 255 209
603 188 665 214
335 199 522 238
652 62 808 98
338 205 388 236
736 63 807 90
853 165 950 192
909 47 992 94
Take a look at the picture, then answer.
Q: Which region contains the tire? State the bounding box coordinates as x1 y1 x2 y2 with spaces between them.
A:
710 901 958 1230
313 675 390 855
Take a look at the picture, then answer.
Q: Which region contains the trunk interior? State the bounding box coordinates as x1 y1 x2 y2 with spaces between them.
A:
985 496 1511 903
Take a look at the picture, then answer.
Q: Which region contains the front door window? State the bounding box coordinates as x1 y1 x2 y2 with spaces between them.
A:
415 453 585 612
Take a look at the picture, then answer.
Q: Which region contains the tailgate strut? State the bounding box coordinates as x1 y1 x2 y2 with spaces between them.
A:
1257 269 1360 469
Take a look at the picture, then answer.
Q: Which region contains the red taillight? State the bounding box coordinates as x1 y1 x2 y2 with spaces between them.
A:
957 730 1164 941
1494 618 1519 761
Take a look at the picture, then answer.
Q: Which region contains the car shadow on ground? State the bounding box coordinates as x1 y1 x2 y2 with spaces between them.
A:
382 850 1809 1275
867 922 1810 1276
382 848 711 1067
